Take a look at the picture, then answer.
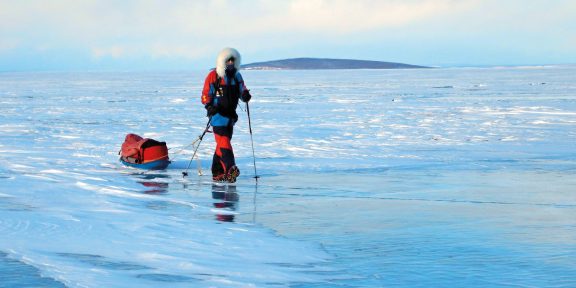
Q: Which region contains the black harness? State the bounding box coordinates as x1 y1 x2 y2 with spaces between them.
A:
214 75 240 121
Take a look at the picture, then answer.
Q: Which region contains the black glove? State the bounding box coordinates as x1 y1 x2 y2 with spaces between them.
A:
205 104 218 116
241 90 251 103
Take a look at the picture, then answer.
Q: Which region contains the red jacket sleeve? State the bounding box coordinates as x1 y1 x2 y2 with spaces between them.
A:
201 70 218 105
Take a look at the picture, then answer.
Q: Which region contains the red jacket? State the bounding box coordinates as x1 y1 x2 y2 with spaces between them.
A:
201 69 248 105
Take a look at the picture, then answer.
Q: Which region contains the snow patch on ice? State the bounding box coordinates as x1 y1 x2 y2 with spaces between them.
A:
170 98 187 103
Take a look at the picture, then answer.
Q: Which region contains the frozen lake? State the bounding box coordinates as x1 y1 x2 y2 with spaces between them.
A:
1 66 575 287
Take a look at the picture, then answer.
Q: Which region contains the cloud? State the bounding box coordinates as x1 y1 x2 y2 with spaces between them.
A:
259 0 469 33
0 39 20 52
0 1 473 56
91 46 126 59
1 0 574 69
89 43 212 60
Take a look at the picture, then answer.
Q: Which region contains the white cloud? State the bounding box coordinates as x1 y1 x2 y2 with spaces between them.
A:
266 0 468 33
0 39 20 52
1 0 574 67
91 46 126 59
149 43 213 60
0 1 474 55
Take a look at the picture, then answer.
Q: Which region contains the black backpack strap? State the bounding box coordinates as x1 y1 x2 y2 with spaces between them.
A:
214 76 222 97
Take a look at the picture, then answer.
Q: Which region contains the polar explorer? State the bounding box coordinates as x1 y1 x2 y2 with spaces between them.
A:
201 47 252 183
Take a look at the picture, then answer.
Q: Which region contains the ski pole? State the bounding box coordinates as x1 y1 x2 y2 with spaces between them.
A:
246 102 259 180
182 117 211 177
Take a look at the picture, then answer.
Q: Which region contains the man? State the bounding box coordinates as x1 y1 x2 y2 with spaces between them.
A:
201 47 251 183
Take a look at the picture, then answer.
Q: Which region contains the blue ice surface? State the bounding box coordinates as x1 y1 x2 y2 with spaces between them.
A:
1 66 576 287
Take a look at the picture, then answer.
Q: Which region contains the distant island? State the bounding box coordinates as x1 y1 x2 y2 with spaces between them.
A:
242 58 429 70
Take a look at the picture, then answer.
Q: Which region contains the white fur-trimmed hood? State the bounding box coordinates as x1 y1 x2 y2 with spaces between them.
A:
216 47 241 78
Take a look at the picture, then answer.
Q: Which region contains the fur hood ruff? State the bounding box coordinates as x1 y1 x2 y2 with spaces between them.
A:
216 47 241 78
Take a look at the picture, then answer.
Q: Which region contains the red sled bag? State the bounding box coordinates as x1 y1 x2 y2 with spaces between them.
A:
119 133 169 169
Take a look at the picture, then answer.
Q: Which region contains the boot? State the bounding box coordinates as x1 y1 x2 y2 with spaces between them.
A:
226 165 240 183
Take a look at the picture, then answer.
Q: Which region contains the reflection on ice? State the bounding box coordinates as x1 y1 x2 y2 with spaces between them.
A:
211 184 239 222
138 181 169 194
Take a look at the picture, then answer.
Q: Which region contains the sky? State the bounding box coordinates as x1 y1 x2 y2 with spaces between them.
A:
0 0 575 71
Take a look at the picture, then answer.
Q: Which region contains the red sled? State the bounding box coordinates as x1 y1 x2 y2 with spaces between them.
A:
119 134 170 170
